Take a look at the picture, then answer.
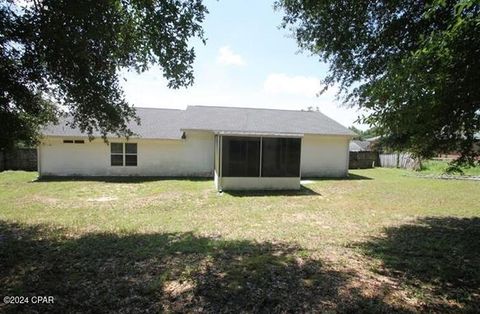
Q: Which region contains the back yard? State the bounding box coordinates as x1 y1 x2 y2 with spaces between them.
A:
0 169 479 313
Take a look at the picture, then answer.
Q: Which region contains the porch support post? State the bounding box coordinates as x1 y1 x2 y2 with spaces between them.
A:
259 137 262 177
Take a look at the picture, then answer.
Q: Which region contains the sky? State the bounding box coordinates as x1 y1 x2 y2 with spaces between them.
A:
120 0 367 129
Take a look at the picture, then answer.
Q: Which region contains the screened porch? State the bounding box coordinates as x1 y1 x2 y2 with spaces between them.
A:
214 133 302 191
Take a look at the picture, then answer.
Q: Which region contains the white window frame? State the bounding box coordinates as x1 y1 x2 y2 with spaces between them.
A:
110 143 137 167
124 143 138 167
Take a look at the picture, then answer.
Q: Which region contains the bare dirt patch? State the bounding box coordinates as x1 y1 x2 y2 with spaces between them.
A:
87 196 118 202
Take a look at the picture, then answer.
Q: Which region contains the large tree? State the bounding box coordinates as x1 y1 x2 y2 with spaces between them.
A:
277 0 480 165
0 0 207 149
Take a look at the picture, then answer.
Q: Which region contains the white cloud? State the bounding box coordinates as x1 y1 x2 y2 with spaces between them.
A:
217 46 246 66
263 73 323 97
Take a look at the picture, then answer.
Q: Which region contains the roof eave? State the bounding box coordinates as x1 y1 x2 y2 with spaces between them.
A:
40 134 183 141
181 128 355 138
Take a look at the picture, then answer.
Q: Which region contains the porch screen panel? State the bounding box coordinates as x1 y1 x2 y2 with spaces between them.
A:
261 138 301 177
222 136 260 177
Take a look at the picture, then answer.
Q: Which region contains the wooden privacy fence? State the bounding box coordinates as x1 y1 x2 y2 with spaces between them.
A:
379 153 418 169
349 151 378 169
0 148 37 172
349 151 419 170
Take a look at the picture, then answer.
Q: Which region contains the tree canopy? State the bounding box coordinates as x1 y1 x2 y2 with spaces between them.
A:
0 0 207 149
348 126 379 141
277 0 480 164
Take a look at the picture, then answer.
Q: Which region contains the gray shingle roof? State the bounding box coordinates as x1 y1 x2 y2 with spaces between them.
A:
183 106 354 136
42 108 185 140
42 106 354 139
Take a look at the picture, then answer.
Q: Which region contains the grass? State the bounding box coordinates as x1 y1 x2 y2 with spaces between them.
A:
0 169 479 313
419 159 480 176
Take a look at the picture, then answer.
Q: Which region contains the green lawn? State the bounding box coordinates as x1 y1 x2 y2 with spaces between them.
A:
420 159 480 176
0 169 479 313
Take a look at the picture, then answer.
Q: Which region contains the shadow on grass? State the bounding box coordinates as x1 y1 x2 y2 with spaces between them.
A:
32 173 372 184
33 176 212 184
0 221 406 313
224 185 320 197
356 216 480 313
303 173 373 181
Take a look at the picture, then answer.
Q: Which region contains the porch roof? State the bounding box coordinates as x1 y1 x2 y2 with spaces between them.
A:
213 131 304 138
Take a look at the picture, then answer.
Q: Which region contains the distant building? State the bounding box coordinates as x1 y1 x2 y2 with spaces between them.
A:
349 140 372 152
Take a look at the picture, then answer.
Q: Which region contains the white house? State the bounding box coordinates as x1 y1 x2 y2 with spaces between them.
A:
39 106 355 190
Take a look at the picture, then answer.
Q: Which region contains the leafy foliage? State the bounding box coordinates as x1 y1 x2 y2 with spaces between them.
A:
348 126 379 140
420 159 480 175
277 0 480 165
0 0 207 149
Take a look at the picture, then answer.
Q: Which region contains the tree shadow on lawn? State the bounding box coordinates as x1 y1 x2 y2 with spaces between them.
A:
356 216 480 313
0 221 406 313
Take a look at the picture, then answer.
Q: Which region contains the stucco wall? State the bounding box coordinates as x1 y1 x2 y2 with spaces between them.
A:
301 135 350 177
39 131 214 177
39 132 350 179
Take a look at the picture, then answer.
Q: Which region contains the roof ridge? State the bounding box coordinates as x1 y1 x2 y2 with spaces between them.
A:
187 105 325 113
134 107 184 111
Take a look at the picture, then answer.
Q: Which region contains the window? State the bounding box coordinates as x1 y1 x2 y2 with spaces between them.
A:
222 136 260 177
125 143 137 166
110 143 137 166
261 138 301 177
63 139 84 144
111 143 124 166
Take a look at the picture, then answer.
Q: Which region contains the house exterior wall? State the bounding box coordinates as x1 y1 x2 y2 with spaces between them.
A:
39 132 350 179
300 134 350 177
38 131 214 177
